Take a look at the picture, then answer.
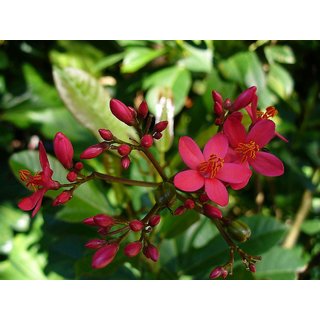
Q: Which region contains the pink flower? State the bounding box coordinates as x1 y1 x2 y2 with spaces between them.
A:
18 141 60 217
223 116 284 177
173 134 251 206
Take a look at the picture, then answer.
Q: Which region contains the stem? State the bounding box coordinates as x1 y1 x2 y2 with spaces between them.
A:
141 148 168 181
142 203 160 223
92 172 160 187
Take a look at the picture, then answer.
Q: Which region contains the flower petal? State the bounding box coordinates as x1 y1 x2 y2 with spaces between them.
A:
174 170 204 192
216 163 251 184
38 141 53 179
178 136 204 169
203 133 228 160
246 119 275 148
229 164 252 190
31 189 46 217
18 189 43 211
205 178 229 207
250 151 284 177
223 116 246 148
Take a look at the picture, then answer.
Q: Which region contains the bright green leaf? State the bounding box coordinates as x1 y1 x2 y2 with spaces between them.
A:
121 47 165 73
264 45 296 64
301 219 320 235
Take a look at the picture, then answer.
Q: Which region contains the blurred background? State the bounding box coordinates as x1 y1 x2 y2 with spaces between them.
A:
0 40 319 280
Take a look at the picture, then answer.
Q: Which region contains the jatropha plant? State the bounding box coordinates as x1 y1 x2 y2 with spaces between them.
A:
17 86 286 279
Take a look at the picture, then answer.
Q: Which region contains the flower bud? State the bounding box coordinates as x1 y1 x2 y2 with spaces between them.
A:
121 156 131 170
154 182 176 208
149 215 161 227
74 162 84 171
203 204 222 219
92 243 119 269
153 132 162 140
93 214 115 228
110 99 136 126
98 129 113 141
83 217 96 226
184 199 195 209
118 144 131 156
232 86 257 112
214 102 223 117
144 244 159 262
67 171 77 182
153 121 168 133
124 241 142 257
141 134 153 148
97 226 111 236
129 220 144 232
199 194 209 203
209 266 223 279
85 239 106 249
212 90 223 105
249 263 256 273
80 142 109 159
224 98 232 110
52 190 72 206
137 100 149 119
226 220 251 243
53 132 74 169
174 206 186 216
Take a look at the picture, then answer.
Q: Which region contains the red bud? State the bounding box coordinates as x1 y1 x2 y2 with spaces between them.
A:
141 134 153 148
144 244 159 262
67 171 77 182
93 214 115 227
174 206 186 216
203 204 222 219
249 264 256 273
83 217 96 226
129 220 144 232
121 156 131 170
149 215 161 227
118 144 131 156
153 121 168 133
212 90 223 105
92 243 119 269
224 98 232 110
199 194 209 203
98 129 113 141
137 100 149 119
184 199 195 209
74 162 84 171
110 99 136 126
232 86 257 112
80 142 109 159
53 132 74 169
85 239 106 249
214 102 223 117
209 266 223 279
97 226 111 236
124 241 142 257
52 190 72 206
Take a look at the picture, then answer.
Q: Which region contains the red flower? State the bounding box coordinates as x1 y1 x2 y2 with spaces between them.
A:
18 141 60 217
53 132 74 169
173 134 251 206
223 116 284 177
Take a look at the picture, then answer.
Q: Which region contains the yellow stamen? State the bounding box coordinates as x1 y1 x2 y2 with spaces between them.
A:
257 106 278 120
198 154 224 179
19 169 42 191
235 141 260 162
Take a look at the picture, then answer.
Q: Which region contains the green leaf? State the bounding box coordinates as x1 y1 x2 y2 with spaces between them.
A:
267 63 294 99
160 210 200 239
264 45 296 64
9 150 112 222
301 219 320 235
144 66 192 115
240 216 288 255
53 67 137 141
93 52 125 72
255 246 306 279
178 42 213 73
121 47 165 73
218 51 266 88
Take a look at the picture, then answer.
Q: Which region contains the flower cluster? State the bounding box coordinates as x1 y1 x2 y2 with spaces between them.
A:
16 86 286 279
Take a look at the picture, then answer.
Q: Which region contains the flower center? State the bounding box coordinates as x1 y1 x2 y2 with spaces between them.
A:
235 141 260 162
198 154 224 179
19 169 42 191
256 106 278 120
